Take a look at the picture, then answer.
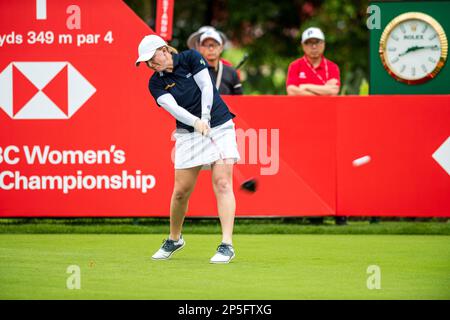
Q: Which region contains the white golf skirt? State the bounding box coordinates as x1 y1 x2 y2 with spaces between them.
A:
173 119 240 170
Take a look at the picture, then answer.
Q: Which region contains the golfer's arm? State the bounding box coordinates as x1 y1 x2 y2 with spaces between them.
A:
156 94 199 127
304 84 339 96
286 85 317 96
193 69 214 121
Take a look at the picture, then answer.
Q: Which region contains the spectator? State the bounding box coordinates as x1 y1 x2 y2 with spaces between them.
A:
286 27 340 96
198 30 243 95
287 27 346 225
187 26 233 66
187 26 243 91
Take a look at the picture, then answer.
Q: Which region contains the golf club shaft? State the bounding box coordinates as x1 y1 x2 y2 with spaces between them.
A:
235 53 249 70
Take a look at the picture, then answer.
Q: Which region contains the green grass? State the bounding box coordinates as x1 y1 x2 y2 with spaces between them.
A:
0 234 449 299
1 219 449 235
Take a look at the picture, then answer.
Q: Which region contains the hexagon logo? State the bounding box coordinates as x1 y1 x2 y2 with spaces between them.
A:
0 62 96 119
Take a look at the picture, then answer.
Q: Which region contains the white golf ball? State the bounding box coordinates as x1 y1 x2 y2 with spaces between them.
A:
352 155 371 167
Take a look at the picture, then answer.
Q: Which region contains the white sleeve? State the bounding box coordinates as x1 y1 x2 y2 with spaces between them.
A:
193 68 214 122
156 93 199 127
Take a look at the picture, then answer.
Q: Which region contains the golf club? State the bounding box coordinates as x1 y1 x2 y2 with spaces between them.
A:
235 53 249 70
208 134 258 193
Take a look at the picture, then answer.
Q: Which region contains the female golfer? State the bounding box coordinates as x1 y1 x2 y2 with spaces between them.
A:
136 35 240 264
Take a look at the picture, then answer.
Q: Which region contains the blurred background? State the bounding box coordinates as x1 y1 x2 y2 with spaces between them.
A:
125 0 370 95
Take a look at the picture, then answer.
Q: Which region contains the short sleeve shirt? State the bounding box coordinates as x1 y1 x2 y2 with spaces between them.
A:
149 49 234 132
286 56 340 88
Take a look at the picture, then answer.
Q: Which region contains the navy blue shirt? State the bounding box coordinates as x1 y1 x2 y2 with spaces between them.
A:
149 49 235 133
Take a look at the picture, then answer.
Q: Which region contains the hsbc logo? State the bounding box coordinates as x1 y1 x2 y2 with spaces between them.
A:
0 62 96 119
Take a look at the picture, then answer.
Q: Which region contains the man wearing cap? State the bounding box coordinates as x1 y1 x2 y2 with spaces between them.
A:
286 27 347 225
286 27 340 96
187 26 234 68
198 29 243 95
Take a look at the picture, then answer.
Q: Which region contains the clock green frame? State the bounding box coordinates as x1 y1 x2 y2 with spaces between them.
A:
370 1 450 94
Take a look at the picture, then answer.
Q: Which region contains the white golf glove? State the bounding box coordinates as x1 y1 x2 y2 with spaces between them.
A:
194 118 210 136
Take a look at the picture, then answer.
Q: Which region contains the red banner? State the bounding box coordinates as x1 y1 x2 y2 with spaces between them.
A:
336 95 450 216
155 0 174 41
0 1 449 217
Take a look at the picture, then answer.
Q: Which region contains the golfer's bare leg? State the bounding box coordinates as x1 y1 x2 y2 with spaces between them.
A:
170 166 201 240
211 161 235 245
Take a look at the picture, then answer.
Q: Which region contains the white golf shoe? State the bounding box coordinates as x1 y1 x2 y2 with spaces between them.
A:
152 235 185 260
210 243 235 264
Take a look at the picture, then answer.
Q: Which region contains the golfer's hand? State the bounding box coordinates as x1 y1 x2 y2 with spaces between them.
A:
201 115 211 128
194 119 211 136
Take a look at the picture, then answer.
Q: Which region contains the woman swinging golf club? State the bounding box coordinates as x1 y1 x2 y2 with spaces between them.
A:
136 35 240 264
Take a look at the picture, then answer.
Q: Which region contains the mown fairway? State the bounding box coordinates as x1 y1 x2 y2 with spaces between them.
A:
0 234 449 299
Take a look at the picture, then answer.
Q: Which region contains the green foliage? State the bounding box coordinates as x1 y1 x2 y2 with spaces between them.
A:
304 0 370 95
359 78 369 95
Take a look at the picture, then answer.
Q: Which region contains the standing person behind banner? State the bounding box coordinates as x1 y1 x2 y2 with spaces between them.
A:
286 27 346 225
198 30 243 95
187 26 234 67
286 27 340 96
187 26 242 81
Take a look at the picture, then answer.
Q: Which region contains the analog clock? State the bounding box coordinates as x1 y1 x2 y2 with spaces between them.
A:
379 12 448 84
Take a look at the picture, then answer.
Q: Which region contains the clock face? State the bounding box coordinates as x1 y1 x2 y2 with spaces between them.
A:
380 12 448 84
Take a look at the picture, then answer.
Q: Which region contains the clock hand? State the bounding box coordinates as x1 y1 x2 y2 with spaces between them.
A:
398 45 439 57
398 45 424 57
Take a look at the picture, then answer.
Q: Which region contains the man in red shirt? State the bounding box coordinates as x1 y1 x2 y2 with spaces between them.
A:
286 27 340 96
287 27 347 225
